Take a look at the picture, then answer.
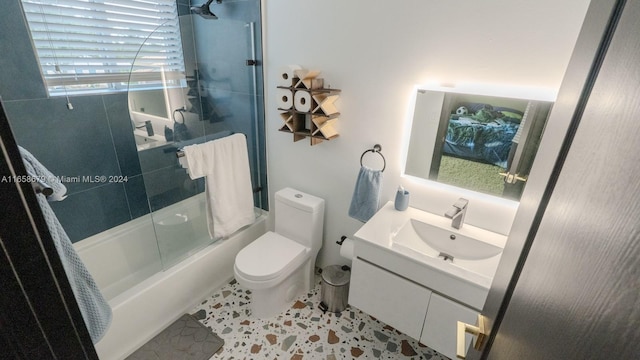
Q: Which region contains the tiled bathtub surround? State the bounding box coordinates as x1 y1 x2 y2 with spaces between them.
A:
191 277 450 359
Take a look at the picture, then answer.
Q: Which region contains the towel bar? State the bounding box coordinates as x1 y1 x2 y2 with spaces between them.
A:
359 144 386 172
175 133 247 158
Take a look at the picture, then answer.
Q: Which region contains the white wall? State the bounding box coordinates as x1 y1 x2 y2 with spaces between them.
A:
263 0 591 268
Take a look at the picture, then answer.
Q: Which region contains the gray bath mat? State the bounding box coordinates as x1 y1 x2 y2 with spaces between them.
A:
126 314 223 360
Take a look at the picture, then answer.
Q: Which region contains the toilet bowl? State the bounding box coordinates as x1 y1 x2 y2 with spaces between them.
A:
234 232 311 318
234 188 324 318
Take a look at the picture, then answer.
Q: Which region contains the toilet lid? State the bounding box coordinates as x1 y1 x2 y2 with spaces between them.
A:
235 231 308 281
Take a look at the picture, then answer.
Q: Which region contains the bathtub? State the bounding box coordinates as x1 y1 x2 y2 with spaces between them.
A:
74 193 267 360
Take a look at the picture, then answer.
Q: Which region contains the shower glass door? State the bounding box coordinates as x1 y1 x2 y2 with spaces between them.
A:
129 1 266 269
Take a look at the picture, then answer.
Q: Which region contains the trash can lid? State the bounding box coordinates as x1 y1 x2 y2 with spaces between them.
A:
322 265 350 286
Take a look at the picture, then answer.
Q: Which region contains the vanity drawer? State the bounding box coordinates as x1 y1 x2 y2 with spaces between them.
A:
349 257 431 339
421 293 478 359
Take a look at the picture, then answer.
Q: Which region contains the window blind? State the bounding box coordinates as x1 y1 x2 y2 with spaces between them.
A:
21 0 185 96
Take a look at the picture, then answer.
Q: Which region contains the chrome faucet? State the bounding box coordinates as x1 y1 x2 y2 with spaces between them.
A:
444 198 468 229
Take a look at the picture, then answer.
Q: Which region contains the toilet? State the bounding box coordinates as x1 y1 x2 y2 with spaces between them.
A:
234 188 324 318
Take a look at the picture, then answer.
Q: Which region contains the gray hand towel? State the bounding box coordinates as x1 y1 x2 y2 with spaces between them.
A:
348 166 383 222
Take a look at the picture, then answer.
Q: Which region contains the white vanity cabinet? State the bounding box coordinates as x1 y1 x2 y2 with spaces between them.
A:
349 258 431 339
350 202 505 358
349 256 480 359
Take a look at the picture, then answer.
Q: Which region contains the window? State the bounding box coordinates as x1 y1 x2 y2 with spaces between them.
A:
21 0 185 96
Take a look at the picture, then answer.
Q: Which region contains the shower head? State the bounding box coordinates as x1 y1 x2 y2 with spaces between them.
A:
190 0 221 19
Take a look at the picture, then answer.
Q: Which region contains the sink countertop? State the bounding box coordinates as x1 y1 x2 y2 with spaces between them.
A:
353 201 507 292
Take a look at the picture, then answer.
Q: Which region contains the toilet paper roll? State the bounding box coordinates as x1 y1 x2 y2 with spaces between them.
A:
278 64 302 86
294 90 312 112
276 88 293 110
339 237 355 260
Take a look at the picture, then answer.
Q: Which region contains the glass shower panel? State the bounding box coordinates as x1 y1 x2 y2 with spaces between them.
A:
194 17 265 208
129 15 205 269
130 4 265 269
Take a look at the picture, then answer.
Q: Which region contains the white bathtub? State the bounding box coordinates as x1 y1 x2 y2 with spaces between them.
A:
74 193 267 360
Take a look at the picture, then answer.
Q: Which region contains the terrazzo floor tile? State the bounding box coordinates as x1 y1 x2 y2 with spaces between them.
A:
191 276 451 360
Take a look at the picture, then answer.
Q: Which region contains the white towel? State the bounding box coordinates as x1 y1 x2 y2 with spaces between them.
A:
182 134 255 239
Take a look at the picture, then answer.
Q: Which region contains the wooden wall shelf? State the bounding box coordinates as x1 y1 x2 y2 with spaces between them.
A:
277 67 341 145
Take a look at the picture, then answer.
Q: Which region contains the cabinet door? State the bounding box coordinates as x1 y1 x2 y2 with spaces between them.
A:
349 258 431 339
421 293 478 359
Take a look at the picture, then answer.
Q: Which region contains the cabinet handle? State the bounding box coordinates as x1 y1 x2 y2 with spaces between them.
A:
456 314 487 359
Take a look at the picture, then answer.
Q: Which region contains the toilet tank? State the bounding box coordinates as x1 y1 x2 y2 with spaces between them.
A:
274 188 324 250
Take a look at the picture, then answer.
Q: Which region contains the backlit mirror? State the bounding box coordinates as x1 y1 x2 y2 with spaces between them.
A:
404 85 555 201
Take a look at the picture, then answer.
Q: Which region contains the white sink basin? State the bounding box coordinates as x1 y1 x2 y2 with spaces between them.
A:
354 202 509 300
407 219 502 260
391 216 505 282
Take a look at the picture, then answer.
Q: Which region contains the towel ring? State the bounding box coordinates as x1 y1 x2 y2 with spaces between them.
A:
172 108 186 124
360 144 386 172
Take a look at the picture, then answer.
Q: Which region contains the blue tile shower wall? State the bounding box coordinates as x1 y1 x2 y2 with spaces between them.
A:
0 3 149 242
2 95 150 242
5 97 121 194
0 0 47 101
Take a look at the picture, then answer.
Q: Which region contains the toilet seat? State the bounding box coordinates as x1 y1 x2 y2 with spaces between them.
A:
235 231 308 282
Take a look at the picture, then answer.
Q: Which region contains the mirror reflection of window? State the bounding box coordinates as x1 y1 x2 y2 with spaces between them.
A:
405 87 554 201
